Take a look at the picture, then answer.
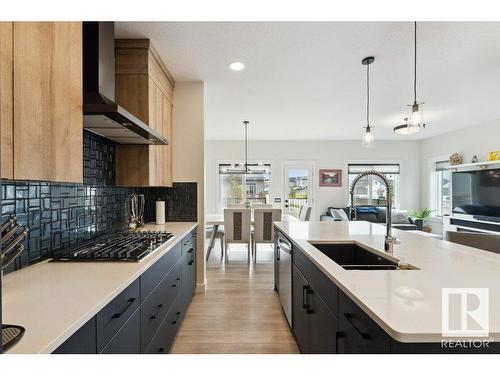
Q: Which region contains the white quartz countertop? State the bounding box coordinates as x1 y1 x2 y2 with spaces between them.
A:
275 221 500 343
2 222 197 354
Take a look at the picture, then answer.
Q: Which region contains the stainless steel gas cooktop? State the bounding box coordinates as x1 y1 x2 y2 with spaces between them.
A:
52 231 174 262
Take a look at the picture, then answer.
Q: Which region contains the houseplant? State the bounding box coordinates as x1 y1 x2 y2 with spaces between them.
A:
409 208 435 232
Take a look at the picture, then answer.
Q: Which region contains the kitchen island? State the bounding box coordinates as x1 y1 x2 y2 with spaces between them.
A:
2 222 197 354
274 221 500 353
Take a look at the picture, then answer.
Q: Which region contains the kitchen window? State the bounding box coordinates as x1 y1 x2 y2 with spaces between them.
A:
433 160 451 216
218 163 271 211
348 164 400 208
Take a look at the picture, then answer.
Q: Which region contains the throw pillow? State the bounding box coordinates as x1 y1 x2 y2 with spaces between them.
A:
391 209 410 224
328 208 349 221
332 209 349 221
356 206 378 215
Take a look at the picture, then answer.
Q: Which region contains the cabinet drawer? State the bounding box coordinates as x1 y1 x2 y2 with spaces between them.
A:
293 247 338 317
181 234 195 256
100 309 140 354
96 279 140 352
337 291 390 353
145 294 182 354
141 259 182 351
141 242 181 300
53 317 97 354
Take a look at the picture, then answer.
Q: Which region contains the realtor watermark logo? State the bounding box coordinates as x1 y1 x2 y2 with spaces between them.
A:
441 288 492 349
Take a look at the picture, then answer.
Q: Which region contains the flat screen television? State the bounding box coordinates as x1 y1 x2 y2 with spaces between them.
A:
452 168 500 221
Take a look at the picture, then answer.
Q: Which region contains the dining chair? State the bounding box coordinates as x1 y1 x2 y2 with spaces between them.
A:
205 225 224 260
298 204 312 221
223 208 252 263
444 231 500 254
252 208 282 262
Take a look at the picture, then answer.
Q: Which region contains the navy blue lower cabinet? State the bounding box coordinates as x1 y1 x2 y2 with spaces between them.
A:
390 338 500 354
144 294 182 354
307 287 337 354
181 234 197 318
100 309 141 354
53 318 97 354
292 264 309 353
337 291 390 354
292 264 337 354
141 259 182 351
97 279 141 352
52 229 196 354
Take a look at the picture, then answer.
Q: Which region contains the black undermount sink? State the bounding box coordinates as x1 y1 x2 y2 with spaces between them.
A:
310 242 417 270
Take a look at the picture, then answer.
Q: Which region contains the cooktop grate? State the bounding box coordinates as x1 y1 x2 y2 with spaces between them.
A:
2 325 25 351
52 230 174 262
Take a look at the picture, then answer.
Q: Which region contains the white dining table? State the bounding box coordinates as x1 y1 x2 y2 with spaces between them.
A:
204 213 299 261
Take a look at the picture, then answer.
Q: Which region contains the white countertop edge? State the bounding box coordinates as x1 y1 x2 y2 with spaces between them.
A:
275 222 500 344
4 222 198 354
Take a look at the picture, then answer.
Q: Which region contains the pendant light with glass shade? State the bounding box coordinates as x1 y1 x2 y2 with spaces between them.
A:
394 22 426 135
362 56 375 148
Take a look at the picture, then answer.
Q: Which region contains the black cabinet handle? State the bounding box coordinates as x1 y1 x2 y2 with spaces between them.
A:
188 248 194 253
302 285 308 309
112 298 136 319
302 285 313 314
150 315 157 320
172 284 177 287
158 303 164 308
176 277 180 281
305 289 314 314
344 313 371 340
302 285 313 313
171 311 181 325
158 347 165 353
188 260 194 265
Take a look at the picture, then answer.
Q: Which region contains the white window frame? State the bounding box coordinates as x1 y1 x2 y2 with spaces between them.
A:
431 159 451 217
215 160 272 214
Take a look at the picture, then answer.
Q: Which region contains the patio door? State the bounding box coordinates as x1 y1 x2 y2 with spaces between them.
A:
283 165 313 218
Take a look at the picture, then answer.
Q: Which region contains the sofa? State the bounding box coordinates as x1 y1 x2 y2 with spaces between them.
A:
320 206 422 231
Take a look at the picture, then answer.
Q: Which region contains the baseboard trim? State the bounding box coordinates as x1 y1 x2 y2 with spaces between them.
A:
195 281 207 293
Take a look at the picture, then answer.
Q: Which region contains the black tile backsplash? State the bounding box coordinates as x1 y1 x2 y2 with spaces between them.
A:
1 131 196 273
139 183 197 223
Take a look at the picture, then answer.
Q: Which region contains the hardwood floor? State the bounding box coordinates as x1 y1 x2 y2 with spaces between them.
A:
171 242 299 354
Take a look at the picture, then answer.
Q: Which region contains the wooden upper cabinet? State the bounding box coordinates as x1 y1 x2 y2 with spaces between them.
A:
0 22 14 179
0 22 83 182
115 39 174 187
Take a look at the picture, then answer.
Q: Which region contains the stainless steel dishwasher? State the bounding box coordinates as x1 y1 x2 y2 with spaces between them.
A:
277 232 292 327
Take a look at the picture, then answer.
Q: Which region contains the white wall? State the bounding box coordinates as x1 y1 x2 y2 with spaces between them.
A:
205 139 421 219
173 82 205 290
420 120 500 210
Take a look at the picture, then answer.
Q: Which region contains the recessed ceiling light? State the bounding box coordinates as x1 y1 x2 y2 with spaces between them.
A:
229 62 245 71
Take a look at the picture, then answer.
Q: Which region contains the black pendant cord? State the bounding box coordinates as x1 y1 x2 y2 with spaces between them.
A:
366 61 370 127
413 21 417 104
243 121 249 171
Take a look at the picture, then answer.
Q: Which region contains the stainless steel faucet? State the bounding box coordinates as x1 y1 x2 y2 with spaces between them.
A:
349 171 399 252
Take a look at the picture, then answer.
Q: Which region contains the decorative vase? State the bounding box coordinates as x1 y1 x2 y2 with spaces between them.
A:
449 153 463 165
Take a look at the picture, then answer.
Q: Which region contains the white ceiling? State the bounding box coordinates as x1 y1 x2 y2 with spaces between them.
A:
115 22 500 141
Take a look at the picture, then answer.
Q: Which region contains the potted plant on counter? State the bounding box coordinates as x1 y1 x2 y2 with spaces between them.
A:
409 208 435 232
